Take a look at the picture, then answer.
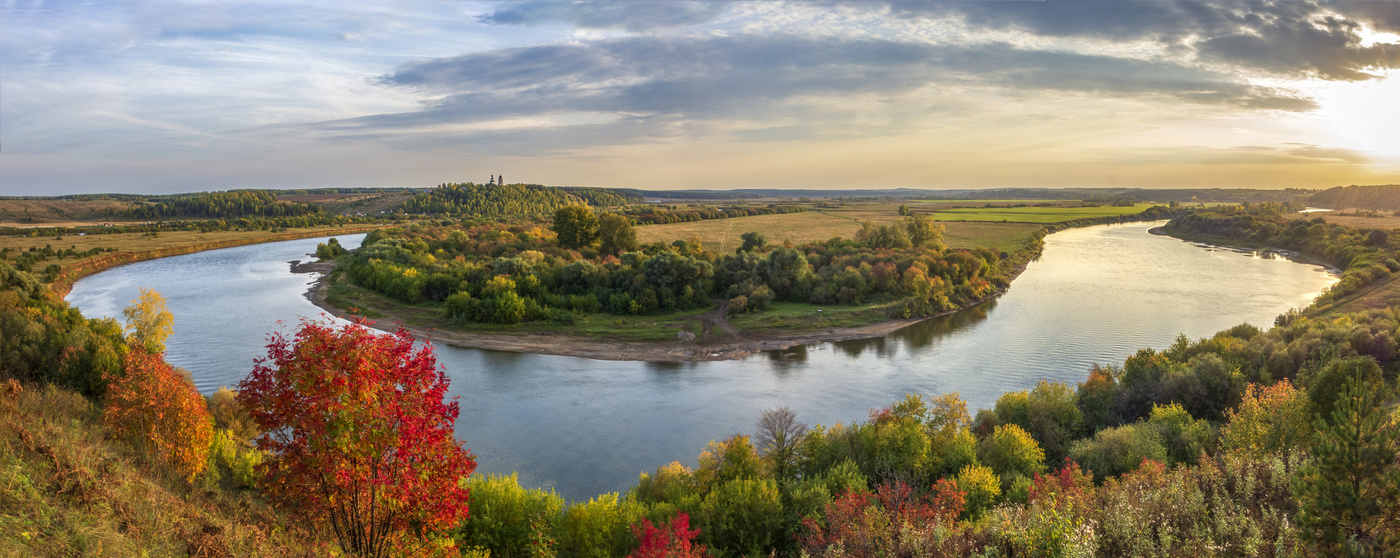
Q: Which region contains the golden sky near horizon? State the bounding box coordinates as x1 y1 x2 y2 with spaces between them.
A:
2 1 1400 194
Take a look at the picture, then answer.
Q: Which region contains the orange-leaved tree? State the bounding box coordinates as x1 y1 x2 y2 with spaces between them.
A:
238 319 476 558
103 348 214 482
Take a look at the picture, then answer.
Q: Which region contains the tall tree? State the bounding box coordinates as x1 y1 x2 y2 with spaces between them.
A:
597 213 639 256
1295 372 1400 554
238 320 476 558
552 205 600 249
755 406 807 480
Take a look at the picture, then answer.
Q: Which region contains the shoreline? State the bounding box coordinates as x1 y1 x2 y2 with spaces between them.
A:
47 225 385 298
298 259 1031 363
1148 225 1344 276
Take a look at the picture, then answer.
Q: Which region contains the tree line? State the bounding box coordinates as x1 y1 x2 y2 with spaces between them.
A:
1308 184 1400 211
398 183 641 218
119 190 323 219
338 207 1014 325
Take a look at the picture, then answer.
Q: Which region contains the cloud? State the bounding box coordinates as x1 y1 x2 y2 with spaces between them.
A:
875 0 1400 81
1105 144 1372 166
350 34 1311 145
477 1 729 31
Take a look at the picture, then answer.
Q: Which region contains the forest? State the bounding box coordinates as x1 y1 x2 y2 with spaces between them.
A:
119 190 324 219
397 183 642 218
1308 184 1400 211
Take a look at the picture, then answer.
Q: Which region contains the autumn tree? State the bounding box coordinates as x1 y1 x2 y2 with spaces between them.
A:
104 348 214 482
238 320 476 558
122 287 174 354
553 205 599 249
597 213 639 256
630 512 709 558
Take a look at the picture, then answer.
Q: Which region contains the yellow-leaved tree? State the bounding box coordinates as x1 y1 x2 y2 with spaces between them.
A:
122 287 174 354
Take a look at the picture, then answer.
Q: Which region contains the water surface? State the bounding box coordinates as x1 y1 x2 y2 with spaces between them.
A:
67 223 1336 501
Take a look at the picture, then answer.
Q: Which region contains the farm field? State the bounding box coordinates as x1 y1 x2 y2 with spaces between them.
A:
635 210 1043 253
928 203 1161 223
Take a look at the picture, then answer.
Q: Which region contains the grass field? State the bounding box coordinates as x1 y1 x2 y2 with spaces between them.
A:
636 211 1043 252
928 203 1160 223
0 199 137 226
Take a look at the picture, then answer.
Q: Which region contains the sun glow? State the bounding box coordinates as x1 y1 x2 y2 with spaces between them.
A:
1312 71 1400 160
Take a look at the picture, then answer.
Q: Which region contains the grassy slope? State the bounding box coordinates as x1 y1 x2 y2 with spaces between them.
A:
0 382 327 557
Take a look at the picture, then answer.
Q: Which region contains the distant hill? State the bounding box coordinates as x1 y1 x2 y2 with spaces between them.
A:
1308 185 1400 210
397 183 642 218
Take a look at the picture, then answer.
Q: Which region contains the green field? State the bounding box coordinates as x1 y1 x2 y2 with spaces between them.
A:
929 203 1160 223
636 211 1043 253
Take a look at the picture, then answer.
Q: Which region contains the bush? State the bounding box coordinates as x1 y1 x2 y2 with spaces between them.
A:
103 349 214 482
1068 423 1167 482
457 473 565 558
956 464 1001 519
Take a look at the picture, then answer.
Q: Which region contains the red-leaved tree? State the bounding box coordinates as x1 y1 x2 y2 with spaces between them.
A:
630 512 708 558
238 319 475 558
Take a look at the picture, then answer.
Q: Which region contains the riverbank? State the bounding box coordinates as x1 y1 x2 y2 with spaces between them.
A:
25 225 387 298
299 261 1005 362
1149 225 1344 275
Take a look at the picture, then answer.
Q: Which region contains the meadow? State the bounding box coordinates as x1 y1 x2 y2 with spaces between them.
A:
927 203 1163 223
636 206 1048 253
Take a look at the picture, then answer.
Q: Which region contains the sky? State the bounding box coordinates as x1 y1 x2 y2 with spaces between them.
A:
3 0 1400 195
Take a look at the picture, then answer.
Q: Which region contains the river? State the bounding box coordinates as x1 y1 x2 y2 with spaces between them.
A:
66 221 1337 501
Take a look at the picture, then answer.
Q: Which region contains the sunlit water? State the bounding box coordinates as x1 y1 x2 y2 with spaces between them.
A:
66 222 1337 501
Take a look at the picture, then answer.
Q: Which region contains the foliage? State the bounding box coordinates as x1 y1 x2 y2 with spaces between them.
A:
340 214 1012 324
316 237 349 259
102 348 214 482
402 183 640 218
1294 371 1400 555
0 260 127 397
977 424 1046 492
121 287 174 354
122 189 322 219
992 381 1083 467
1146 403 1213 466
1220 380 1312 458
559 492 647 558
955 464 1001 519
554 205 600 250
630 512 708 558
458 473 566 558
238 320 476 557
598 213 639 256
1068 424 1167 482
800 480 971 558
206 386 260 443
